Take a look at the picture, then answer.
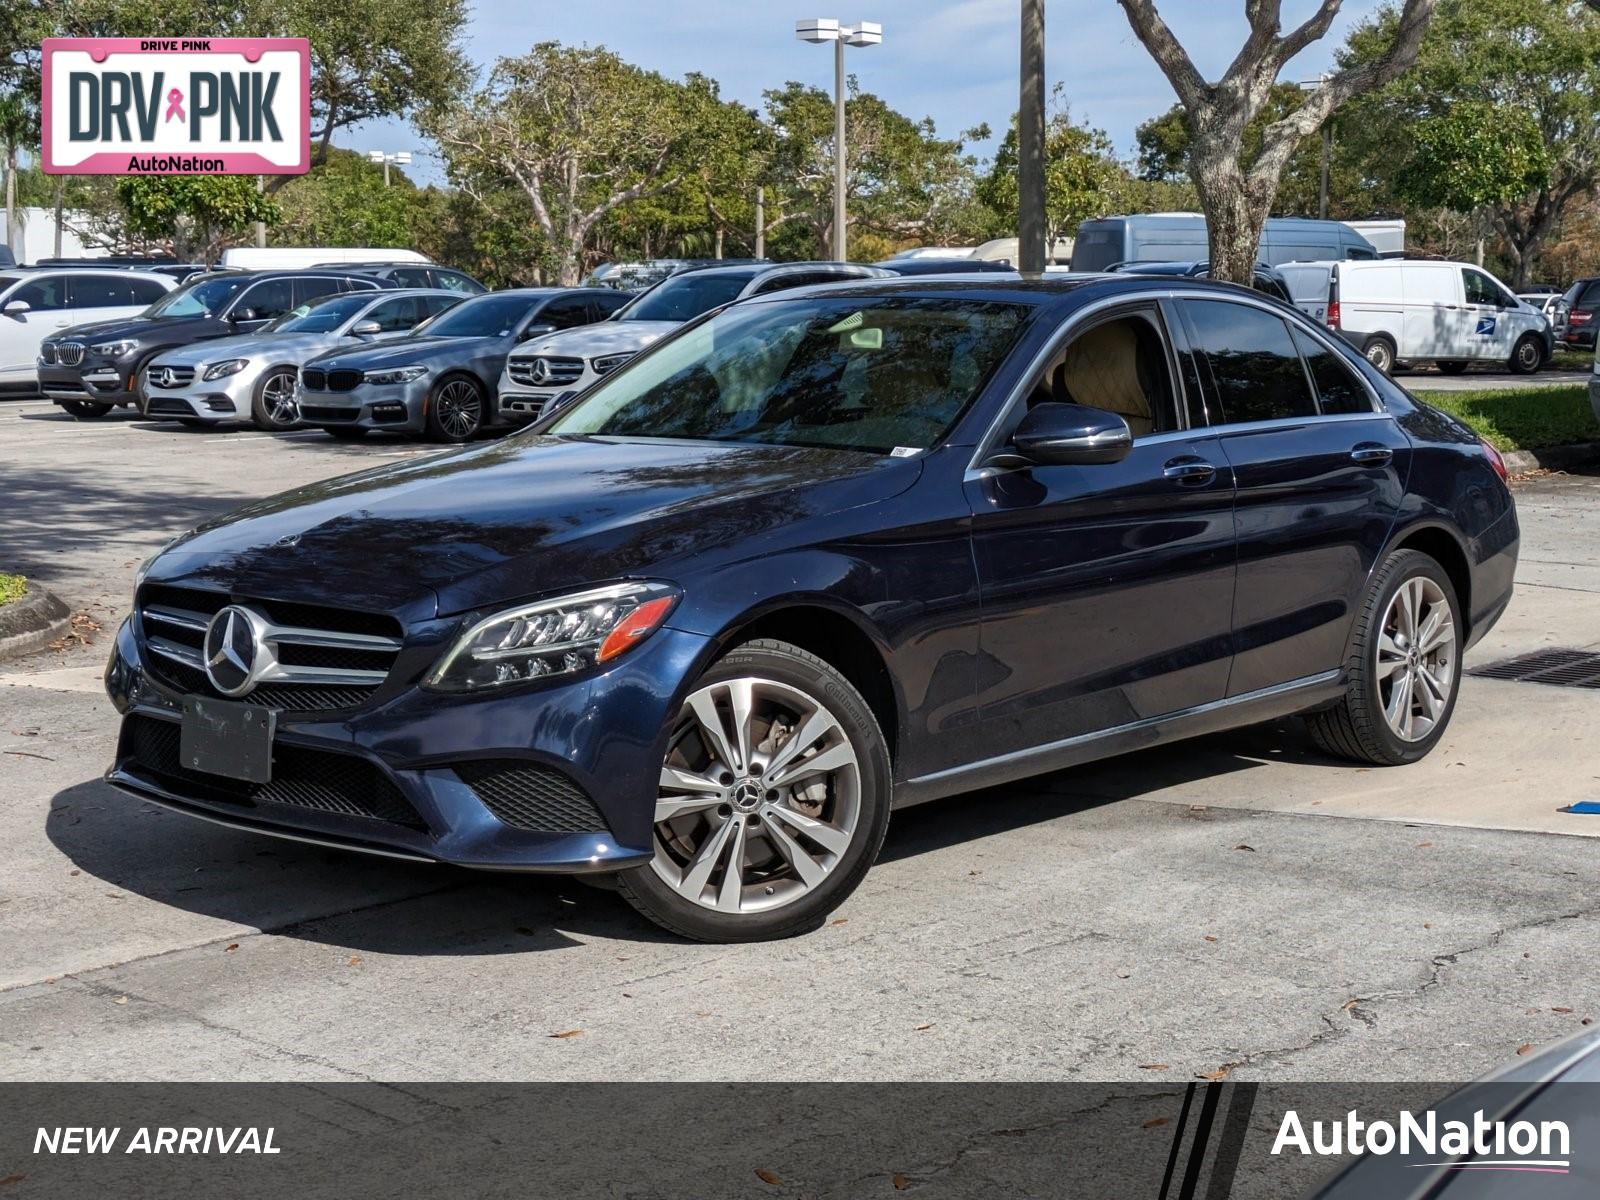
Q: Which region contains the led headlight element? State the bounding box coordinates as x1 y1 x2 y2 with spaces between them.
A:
366 366 427 385
426 582 679 692
202 359 249 381
590 352 636 376
92 340 138 358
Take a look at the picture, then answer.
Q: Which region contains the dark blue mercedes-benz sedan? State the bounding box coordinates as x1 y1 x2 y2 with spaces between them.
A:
104 275 1518 941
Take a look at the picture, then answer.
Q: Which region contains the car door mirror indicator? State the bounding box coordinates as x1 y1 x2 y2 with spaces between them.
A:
993 402 1133 468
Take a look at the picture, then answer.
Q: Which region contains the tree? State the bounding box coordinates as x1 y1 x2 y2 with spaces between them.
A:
115 175 279 262
977 86 1123 249
1340 0 1600 288
273 147 417 247
1115 0 1438 284
425 44 705 285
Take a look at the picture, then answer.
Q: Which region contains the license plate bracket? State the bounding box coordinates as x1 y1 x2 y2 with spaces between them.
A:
180 696 275 783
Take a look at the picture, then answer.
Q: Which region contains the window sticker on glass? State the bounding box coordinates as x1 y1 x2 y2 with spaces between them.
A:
890 446 922 458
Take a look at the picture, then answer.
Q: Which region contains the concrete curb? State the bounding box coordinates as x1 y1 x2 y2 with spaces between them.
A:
0 584 73 663
1503 441 1600 476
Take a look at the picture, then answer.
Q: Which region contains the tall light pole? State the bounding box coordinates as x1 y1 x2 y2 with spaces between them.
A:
1296 77 1332 220
367 149 412 188
796 18 882 262
1018 0 1046 275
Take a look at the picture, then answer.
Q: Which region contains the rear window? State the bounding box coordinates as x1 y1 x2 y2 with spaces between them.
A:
1277 266 1332 303
1070 224 1123 272
1291 327 1372 416
1182 298 1317 424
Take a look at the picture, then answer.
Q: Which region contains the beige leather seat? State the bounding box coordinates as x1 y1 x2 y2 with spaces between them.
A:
1054 321 1155 437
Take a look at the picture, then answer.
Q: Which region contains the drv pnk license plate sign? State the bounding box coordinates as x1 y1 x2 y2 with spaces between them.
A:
41 38 309 175
180 696 276 784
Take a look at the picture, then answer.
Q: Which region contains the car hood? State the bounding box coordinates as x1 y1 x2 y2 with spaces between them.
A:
146 436 921 618
309 335 495 372
150 331 337 366
53 315 214 343
516 321 680 358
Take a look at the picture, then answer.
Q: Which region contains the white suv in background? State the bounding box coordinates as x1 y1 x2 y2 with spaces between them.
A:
1278 259 1552 375
0 269 173 395
496 261 893 422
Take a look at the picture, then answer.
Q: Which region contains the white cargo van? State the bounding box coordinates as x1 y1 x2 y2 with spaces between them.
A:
1277 259 1552 376
217 247 430 270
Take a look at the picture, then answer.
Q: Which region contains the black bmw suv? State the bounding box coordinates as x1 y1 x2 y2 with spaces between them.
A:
39 269 386 418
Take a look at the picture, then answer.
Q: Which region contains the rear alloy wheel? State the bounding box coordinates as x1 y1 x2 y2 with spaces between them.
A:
617 639 891 941
1306 549 1461 765
1362 336 1396 376
58 399 112 419
251 368 301 431
425 376 484 443
1509 334 1542 375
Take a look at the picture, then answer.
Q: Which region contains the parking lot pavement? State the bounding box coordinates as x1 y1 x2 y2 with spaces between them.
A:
2 401 1597 1083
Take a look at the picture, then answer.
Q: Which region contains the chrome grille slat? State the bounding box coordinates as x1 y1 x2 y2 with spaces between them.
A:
142 605 211 632
267 626 402 653
57 342 85 366
507 355 584 387
147 636 206 669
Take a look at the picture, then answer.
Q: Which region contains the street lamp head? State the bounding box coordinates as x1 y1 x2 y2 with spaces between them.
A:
796 17 841 42
392 152 412 165
367 150 386 163
843 21 882 47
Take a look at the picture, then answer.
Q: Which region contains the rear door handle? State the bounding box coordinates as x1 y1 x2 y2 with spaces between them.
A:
1163 458 1217 485
1350 444 1393 465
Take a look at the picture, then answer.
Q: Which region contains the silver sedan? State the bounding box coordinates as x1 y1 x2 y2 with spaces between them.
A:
139 289 463 431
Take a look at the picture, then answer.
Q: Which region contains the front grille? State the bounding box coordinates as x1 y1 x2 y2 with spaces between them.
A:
136 584 403 712
507 356 584 387
57 342 84 367
123 715 423 828
147 366 196 388
39 343 57 365
144 396 197 416
454 761 610 834
1470 649 1600 689
300 404 359 423
300 367 326 390
300 367 363 393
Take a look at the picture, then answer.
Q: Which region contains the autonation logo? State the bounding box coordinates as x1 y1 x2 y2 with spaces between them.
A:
1272 1109 1571 1175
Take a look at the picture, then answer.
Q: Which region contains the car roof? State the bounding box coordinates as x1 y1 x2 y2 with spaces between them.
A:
11 267 175 283
741 271 1285 314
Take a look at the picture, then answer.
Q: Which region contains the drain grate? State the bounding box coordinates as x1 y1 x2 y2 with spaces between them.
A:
1469 648 1600 689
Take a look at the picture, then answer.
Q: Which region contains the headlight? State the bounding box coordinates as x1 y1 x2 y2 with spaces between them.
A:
425 582 679 693
202 358 249 381
365 366 427 385
591 352 635 376
91 340 138 358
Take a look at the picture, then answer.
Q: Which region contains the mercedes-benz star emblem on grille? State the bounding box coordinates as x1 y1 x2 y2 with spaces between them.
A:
528 358 551 384
203 606 262 696
152 367 173 388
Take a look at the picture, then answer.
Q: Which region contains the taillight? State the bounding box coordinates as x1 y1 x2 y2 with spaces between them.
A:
1326 299 1341 329
1570 309 1593 326
1481 438 1508 482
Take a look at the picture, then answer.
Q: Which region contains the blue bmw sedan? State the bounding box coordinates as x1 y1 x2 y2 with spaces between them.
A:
105 275 1518 941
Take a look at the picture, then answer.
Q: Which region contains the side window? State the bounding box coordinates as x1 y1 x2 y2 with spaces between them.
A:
234 278 294 320
1290 327 1373 416
752 270 842 296
430 270 481 294
592 290 631 318
129 277 170 305
1182 299 1317 424
538 296 593 329
1024 309 1178 439
11 275 70 311
366 297 422 332
1577 280 1600 308
392 268 433 288
293 276 344 307
421 295 460 318
69 274 131 308
1462 270 1500 307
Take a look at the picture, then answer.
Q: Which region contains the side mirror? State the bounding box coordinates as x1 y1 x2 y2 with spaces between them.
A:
517 323 556 342
231 307 260 324
3 299 30 316
998 402 1132 468
350 320 382 336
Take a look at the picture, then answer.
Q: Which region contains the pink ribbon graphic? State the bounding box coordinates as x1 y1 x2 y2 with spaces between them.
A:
164 88 185 123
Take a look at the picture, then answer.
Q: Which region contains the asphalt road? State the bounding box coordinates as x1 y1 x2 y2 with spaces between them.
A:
1 398 1597 1083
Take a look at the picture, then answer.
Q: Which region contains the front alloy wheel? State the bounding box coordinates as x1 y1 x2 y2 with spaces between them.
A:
252 368 300 430
618 639 890 941
426 377 483 442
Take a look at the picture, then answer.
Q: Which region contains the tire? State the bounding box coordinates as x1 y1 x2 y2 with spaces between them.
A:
1362 336 1396 376
251 367 301 431
616 638 892 942
1509 334 1542 376
1305 549 1462 766
1435 361 1469 375
58 399 113 418
424 374 484 443
322 426 368 441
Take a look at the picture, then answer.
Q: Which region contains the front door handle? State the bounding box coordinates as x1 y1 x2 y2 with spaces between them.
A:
1163 457 1217 485
1350 444 1393 466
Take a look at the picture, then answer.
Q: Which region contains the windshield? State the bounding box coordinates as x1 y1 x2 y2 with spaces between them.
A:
549 296 1029 455
265 293 370 333
414 293 536 338
144 275 248 319
616 272 752 323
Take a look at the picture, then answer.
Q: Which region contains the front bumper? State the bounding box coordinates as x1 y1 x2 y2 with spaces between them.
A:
496 379 585 425
39 360 139 407
1561 325 1595 351
139 368 257 422
104 616 712 871
298 378 430 432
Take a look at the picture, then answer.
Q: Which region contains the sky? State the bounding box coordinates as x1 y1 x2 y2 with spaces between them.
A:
341 0 1390 188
